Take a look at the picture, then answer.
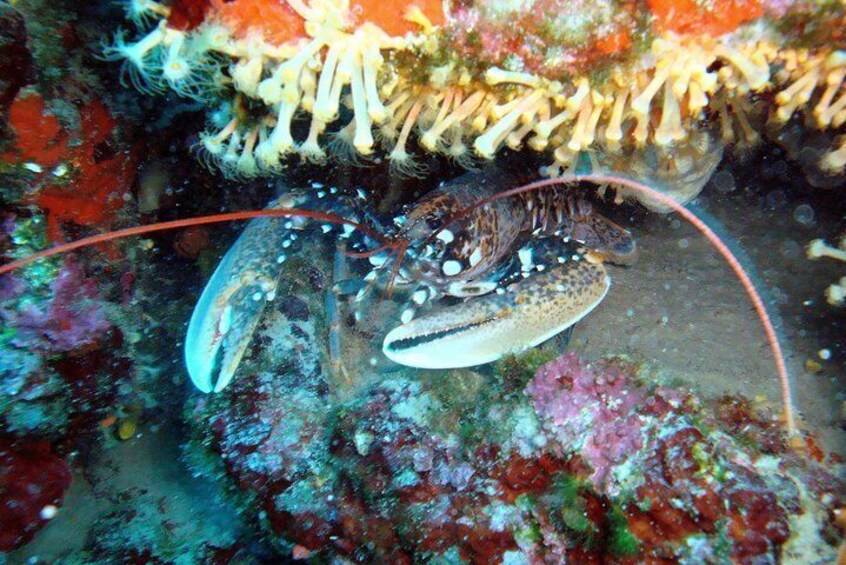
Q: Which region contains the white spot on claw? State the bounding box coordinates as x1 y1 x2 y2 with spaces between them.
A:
369 254 387 267
412 289 427 304
442 260 462 276
401 308 415 324
519 248 533 270
218 305 233 335
437 230 454 244
469 247 482 267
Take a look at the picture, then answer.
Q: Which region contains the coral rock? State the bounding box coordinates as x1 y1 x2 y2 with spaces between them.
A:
0 436 71 551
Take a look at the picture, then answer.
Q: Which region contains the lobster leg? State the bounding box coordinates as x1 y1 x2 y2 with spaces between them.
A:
326 242 352 386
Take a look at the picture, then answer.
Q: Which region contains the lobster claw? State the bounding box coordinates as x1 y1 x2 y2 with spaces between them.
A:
185 201 293 393
383 255 610 368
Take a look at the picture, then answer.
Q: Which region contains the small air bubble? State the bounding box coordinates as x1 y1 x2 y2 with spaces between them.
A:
712 170 735 194
819 348 832 360
793 204 815 226
678 238 689 249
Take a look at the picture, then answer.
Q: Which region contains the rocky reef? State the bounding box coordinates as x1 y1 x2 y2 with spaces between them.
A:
180 249 844 563
0 436 71 551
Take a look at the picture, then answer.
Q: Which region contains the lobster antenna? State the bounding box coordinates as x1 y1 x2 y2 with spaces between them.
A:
0 180 797 437
385 240 410 298
0 208 389 277
444 173 797 437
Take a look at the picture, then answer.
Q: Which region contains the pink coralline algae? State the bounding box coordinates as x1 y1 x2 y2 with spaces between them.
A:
527 351 683 494
0 436 71 551
525 352 844 562
3 259 111 353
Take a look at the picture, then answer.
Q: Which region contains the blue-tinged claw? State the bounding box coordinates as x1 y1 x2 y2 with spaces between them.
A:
185 198 294 393
383 255 610 369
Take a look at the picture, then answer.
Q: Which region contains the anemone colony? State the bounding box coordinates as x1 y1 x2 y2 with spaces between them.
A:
807 233 846 305
105 0 846 182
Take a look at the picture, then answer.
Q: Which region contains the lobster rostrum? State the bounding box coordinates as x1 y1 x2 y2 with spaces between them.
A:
185 168 637 393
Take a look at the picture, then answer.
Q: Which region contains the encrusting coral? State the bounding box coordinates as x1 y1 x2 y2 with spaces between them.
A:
103 0 846 187
187 342 845 562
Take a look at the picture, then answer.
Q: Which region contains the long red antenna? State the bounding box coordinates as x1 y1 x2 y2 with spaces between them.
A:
451 174 797 437
0 179 797 437
0 208 389 277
